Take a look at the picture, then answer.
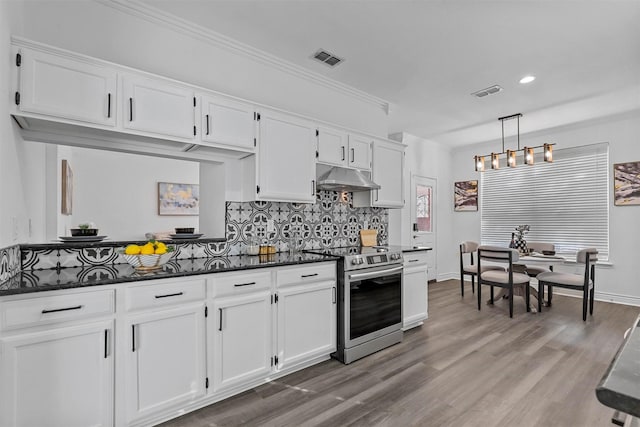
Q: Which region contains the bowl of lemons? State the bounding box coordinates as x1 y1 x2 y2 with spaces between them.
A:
120 240 175 270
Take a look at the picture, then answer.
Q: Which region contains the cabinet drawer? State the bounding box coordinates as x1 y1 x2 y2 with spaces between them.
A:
210 271 271 298
126 279 206 312
0 289 114 331
403 251 429 266
277 263 336 287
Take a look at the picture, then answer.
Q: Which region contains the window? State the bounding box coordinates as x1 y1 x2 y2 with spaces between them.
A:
415 184 432 232
481 143 609 261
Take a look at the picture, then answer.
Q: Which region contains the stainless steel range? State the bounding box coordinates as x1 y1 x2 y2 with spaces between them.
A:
306 246 404 364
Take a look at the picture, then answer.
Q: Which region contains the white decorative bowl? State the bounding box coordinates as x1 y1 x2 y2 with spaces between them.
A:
120 252 174 270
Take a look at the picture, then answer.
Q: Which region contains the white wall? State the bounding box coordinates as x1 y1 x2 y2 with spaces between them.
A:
62 147 199 241
450 110 640 304
389 132 455 281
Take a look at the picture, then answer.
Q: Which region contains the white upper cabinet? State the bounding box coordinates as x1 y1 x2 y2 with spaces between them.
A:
353 138 405 208
200 94 256 151
317 127 371 171
317 126 349 167
122 74 196 140
347 133 372 170
16 48 116 127
256 109 317 203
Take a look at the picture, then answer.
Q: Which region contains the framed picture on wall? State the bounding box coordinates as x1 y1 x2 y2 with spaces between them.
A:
61 159 73 215
454 180 478 211
613 161 640 206
158 182 200 215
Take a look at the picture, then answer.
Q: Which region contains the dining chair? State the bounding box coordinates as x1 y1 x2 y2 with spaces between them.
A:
477 246 531 318
459 241 505 297
536 248 598 321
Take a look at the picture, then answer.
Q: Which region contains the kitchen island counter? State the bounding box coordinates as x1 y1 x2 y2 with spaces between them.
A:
0 252 338 297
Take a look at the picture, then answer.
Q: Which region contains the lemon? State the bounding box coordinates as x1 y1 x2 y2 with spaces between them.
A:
140 243 155 255
155 247 167 255
124 244 141 255
155 241 167 251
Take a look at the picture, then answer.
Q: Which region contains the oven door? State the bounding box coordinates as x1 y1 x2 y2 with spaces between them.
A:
344 264 403 348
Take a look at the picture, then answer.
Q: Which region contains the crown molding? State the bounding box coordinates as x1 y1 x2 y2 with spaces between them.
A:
95 0 390 112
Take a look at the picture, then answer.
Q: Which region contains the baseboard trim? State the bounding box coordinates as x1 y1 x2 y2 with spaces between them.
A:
436 272 459 282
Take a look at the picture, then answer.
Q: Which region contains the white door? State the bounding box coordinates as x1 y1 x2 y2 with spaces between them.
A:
122 74 195 140
18 48 116 127
211 291 272 393
0 320 114 427
126 303 206 423
256 109 316 203
411 175 437 280
276 281 336 371
201 95 255 150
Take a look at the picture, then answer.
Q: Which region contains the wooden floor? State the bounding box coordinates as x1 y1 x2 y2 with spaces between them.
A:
160 280 639 427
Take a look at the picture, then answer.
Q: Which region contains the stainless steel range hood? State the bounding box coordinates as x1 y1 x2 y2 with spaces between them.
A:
316 165 381 192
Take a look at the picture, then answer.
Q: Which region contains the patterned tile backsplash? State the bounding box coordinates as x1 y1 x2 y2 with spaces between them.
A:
225 191 388 255
6 191 387 272
0 245 21 281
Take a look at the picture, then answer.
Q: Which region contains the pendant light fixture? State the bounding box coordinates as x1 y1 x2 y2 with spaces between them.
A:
473 113 555 172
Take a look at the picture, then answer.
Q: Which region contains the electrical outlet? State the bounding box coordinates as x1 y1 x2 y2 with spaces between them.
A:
266 219 275 232
363 220 369 229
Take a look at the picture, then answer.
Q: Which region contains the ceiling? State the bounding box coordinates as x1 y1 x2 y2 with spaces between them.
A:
139 0 640 147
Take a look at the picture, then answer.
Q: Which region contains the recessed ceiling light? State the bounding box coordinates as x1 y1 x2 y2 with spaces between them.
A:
519 75 536 84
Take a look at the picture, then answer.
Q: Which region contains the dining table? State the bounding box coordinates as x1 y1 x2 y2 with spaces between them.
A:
490 252 567 311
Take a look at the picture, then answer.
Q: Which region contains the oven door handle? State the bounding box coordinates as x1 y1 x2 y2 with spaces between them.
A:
348 265 403 281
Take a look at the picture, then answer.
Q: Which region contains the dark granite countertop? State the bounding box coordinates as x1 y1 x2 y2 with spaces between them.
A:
596 314 640 418
398 246 433 253
0 252 338 297
21 236 227 250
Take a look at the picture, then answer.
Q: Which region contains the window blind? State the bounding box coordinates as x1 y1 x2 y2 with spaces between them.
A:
481 142 609 261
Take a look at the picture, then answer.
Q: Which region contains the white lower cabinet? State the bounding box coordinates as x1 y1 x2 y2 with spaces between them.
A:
402 251 429 330
125 302 207 424
276 280 337 371
0 319 114 427
210 290 272 393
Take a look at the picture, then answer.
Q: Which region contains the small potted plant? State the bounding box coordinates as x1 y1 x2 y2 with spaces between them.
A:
70 222 98 237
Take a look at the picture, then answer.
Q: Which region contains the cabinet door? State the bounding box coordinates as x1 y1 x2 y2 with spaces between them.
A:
403 264 428 330
211 291 272 393
18 48 116 127
276 281 336 371
201 95 255 150
348 134 372 170
122 74 195 140
317 126 348 167
126 303 206 423
372 139 405 207
0 320 114 427
257 110 316 203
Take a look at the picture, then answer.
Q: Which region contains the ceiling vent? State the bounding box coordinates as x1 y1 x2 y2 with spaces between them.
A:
312 49 343 67
471 85 503 98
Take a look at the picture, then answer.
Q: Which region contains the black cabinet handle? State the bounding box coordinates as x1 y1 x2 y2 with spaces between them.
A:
107 93 111 118
104 329 109 359
131 324 136 352
206 114 210 135
234 282 256 287
351 148 355 163
41 305 82 314
301 273 318 278
341 146 345 161
332 286 336 304
218 308 223 331
375 189 379 202
155 291 183 299
408 259 419 263
312 180 316 196
129 97 133 121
